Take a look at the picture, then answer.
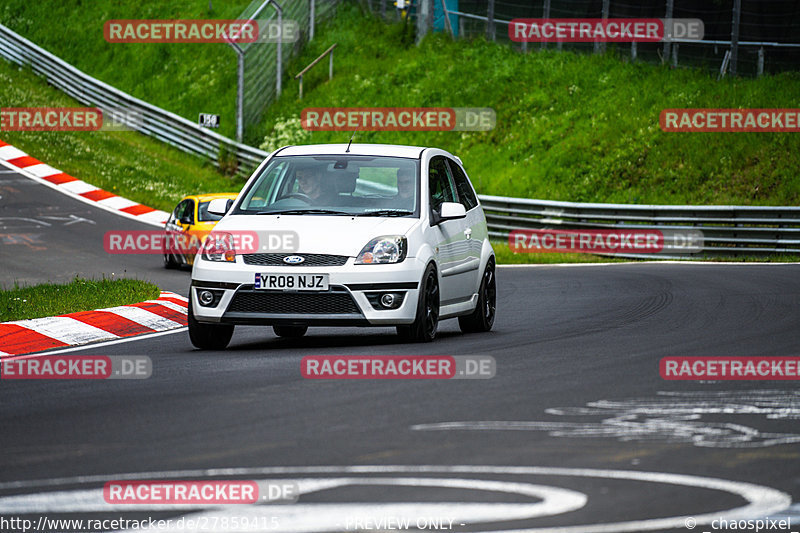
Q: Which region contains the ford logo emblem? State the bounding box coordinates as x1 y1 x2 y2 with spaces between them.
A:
283 255 305 264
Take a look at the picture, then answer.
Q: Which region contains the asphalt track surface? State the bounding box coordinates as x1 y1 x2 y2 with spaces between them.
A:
2 164 800 532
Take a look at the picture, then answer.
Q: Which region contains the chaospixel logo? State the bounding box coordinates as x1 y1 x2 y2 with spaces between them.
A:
1 107 103 131
509 18 703 42
661 109 800 132
509 229 703 254
300 107 496 131
104 20 258 43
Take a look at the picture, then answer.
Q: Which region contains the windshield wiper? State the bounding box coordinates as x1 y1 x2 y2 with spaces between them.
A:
356 209 414 217
257 209 352 216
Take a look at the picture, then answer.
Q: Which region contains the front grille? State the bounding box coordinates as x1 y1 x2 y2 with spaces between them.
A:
242 253 348 267
227 288 360 314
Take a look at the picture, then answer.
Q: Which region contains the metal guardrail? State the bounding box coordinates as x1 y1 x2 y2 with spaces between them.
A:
2 24 798 258
0 24 270 175
479 195 800 257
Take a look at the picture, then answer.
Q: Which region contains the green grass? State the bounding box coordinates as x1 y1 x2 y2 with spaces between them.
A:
256 4 800 206
1 0 249 140
4 2 800 206
0 278 160 322
0 60 242 212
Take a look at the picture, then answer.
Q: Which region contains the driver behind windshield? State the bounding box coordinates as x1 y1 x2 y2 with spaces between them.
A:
295 165 335 204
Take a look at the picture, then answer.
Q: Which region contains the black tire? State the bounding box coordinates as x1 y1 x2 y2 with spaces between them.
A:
458 259 496 334
397 263 439 342
163 252 179 269
188 294 234 350
273 325 308 338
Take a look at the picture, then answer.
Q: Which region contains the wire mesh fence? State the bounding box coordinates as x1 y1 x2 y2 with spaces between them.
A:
372 0 800 77
235 0 340 142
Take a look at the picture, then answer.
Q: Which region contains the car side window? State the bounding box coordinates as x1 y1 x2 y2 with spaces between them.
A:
447 159 479 211
428 156 457 214
176 200 194 224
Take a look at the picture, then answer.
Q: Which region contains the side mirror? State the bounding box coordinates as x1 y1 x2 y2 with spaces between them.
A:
439 202 466 220
208 198 234 216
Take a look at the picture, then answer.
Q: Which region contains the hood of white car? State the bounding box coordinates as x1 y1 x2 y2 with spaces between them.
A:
214 214 420 256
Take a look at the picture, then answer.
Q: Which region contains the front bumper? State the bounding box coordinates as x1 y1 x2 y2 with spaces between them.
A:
190 255 426 326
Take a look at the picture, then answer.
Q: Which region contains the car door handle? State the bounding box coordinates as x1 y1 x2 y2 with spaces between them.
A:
464 228 472 240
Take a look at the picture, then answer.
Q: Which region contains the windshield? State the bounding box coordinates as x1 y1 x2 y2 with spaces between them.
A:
234 155 419 216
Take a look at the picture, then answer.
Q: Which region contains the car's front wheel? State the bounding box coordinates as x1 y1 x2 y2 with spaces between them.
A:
273 325 308 338
397 263 439 342
163 252 179 269
188 295 234 350
458 258 496 333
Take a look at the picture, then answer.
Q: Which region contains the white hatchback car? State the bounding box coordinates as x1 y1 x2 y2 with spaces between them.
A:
189 143 496 349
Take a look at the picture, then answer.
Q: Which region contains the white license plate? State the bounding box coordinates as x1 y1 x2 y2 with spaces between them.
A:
254 273 329 291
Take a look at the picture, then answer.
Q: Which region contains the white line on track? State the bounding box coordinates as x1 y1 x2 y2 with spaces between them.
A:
0 466 789 533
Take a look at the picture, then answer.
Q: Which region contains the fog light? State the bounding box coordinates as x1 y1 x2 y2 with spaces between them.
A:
198 290 215 306
380 293 397 308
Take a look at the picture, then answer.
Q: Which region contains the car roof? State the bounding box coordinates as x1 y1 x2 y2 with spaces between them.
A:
183 192 238 202
275 144 428 159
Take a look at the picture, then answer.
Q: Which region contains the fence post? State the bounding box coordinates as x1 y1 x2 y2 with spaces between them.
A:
381 0 386 19
309 0 315 41
757 46 764 77
416 0 432 43
672 42 679 67
276 2 282 98
730 0 741 75
631 41 637 60
487 0 495 41
663 0 673 64
595 0 609 54
236 53 244 142
541 0 550 50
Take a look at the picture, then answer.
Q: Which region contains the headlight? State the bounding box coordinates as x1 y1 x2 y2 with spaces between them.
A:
355 236 407 264
201 232 237 262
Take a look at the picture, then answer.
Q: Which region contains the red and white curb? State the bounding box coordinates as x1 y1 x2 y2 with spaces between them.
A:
0 292 187 357
0 138 169 227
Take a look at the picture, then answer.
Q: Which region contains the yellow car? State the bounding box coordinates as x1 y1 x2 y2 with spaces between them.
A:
163 193 239 268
